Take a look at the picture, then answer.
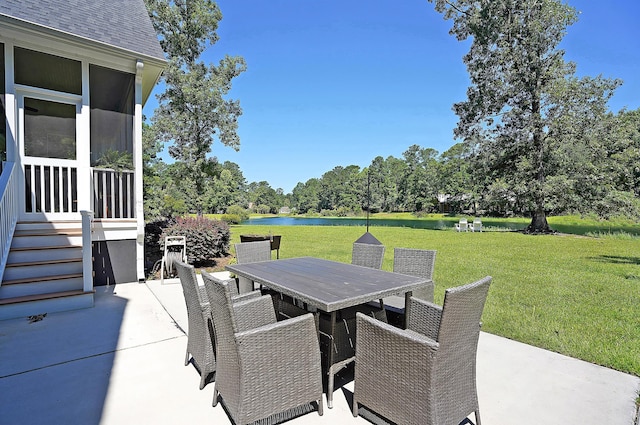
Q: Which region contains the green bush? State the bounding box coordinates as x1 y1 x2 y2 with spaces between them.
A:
226 205 250 221
160 216 230 265
220 213 242 224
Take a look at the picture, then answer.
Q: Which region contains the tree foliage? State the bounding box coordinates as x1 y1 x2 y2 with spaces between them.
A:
427 0 621 232
144 0 246 214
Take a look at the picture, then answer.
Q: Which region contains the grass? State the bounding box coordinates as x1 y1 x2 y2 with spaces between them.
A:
228 223 640 377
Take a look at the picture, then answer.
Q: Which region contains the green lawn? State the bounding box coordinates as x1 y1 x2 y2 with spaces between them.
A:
229 223 640 377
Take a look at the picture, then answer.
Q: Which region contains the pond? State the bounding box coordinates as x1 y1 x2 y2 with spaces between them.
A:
241 216 528 231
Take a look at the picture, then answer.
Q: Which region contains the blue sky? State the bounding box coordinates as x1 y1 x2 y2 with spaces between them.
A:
145 0 640 194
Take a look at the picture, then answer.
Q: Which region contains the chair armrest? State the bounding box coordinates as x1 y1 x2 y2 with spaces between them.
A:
232 295 277 332
355 312 439 402
406 297 442 341
231 290 262 303
235 314 323 406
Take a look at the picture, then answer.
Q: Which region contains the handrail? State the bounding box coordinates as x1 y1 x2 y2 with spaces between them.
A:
0 162 19 284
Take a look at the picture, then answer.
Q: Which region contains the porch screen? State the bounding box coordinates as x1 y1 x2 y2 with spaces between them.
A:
14 47 81 95
89 65 134 167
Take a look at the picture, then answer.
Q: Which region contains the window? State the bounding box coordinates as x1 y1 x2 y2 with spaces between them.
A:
89 65 134 167
14 47 81 95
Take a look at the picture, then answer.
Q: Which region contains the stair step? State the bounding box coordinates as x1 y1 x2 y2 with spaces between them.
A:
0 273 84 298
7 245 82 263
1 273 84 286
10 245 82 252
13 229 83 237
0 289 91 306
2 259 83 281
10 234 84 249
16 221 82 231
0 290 94 321
6 258 82 268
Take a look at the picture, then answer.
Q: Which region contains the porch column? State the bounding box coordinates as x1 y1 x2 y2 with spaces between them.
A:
134 60 145 282
4 43 16 161
77 61 92 212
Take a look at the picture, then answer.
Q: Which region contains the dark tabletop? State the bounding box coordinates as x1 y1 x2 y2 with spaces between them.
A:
226 257 431 312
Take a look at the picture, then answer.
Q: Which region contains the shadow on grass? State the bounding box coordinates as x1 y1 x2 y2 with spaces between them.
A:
591 255 640 265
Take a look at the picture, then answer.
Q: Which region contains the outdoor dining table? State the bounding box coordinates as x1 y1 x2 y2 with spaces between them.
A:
226 256 432 408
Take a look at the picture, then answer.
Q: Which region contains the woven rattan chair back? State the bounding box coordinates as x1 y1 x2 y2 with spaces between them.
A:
433 276 491 424
353 276 491 425
202 270 324 424
175 261 215 389
393 247 436 302
235 240 272 263
201 272 242 409
351 243 385 269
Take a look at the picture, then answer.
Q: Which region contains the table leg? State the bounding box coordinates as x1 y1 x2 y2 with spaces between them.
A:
404 290 413 329
237 276 254 294
327 311 337 408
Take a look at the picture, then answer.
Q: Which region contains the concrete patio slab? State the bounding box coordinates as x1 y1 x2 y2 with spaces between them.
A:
1 280 638 425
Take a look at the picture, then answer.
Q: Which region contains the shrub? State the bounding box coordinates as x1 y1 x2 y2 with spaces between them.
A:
144 218 176 267
160 216 230 266
226 205 250 221
220 213 242 224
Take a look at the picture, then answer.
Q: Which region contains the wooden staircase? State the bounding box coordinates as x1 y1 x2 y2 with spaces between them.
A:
0 221 94 320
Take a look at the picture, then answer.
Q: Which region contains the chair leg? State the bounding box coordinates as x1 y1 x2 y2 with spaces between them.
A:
352 399 358 417
184 349 190 366
199 372 206 390
212 386 219 407
475 409 482 425
317 396 324 416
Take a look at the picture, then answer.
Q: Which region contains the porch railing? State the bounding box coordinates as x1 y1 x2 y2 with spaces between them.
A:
92 168 136 219
0 162 19 284
23 162 78 214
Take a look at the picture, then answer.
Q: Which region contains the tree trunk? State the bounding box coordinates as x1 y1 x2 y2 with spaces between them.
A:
526 208 551 233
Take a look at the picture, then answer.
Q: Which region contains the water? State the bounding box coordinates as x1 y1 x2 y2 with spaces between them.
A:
242 216 527 231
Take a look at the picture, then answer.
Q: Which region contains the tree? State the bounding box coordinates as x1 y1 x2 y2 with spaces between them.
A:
291 179 321 213
401 145 440 212
318 166 363 213
428 0 620 231
145 0 247 214
439 143 475 213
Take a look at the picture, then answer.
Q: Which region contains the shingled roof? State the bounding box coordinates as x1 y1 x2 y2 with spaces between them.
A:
0 0 165 61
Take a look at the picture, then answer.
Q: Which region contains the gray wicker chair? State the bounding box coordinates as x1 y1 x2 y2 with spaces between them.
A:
234 240 272 263
351 242 385 269
393 248 436 302
201 270 324 424
234 240 272 293
353 276 492 425
175 261 216 390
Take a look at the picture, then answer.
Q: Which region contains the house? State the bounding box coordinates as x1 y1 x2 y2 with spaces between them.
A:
0 0 165 319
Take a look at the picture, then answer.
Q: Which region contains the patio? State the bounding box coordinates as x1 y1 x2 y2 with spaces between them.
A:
0 279 638 425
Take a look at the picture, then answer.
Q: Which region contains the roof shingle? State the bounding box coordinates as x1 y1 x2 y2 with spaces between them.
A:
0 0 165 61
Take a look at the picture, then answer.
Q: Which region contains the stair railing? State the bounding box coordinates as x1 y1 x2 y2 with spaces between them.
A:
0 162 19 285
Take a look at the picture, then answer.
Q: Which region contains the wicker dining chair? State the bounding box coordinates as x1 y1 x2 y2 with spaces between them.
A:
393 247 436 302
353 276 492 425
201 270 324 424
351 242 385 269
175 261 216 390
234 240 272 293
234 240 272 263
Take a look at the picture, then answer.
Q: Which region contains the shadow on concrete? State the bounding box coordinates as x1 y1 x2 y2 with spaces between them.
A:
0 285 127 424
